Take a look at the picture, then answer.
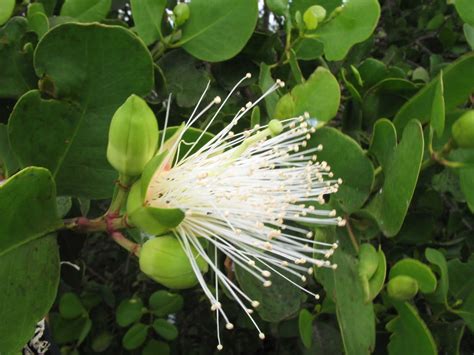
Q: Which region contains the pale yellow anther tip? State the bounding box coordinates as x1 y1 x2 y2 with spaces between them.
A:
246 72 252 78
214 96 222 104
226 323 234 330
217 344 224 351
259 333 266 340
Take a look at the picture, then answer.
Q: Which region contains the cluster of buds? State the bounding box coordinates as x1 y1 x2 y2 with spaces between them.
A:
106 74 344 350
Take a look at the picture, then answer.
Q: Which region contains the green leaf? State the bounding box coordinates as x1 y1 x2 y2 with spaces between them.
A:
368 118 397 169
157 50 209 108
453 292 474 332
0 168 61 353
455 0 474 26
60 0 111 22
59 292 86 319
9 23 153 199
389 259 437 294
148 290 184 317
393 53 474 134
302 321 343 354
130 0 166 46
0 17 37 98
0 167 61 255
294 38 324 61
425 248 449 305
91 331 113 353
387 301 437 355
291 67 341 122
179 0 258 62
0 0 15 25
298 309 313 349
259 63 279 118
448 258 474 300
122 323 149 350
0 123 19 177
365 120 424 237
459 166 474 212
28 12 49 39
142 339 170 355
235 260 305 323
315 228 376 355
464 24 474 49
116 298 144 327
152 318 178 341
50 313 92 345
308 127 374 213
0 234 59 353
315 0 381 61
288 49 304 84
430 70 445 137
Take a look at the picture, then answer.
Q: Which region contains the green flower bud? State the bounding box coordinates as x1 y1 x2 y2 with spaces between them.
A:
358 243 379 280
266 0 289 16
452 110 474 148
139 235 208 289
303 5 326 30
107 95 158 177
387 275 419 301
173 3 190 26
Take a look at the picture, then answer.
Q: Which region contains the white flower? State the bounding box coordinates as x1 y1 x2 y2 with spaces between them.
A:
146 74 344 350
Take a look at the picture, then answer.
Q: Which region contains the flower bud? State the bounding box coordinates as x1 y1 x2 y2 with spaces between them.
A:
358 243 379 280
387 275 419 301
173 3 190 26
107 95 158 177
452 110 474 148
139 235 208 289
303 5 326 30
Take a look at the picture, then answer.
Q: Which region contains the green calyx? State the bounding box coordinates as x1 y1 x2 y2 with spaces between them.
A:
139 235 208 289
126 177 184 236
107 94 159 177
452 110 474 148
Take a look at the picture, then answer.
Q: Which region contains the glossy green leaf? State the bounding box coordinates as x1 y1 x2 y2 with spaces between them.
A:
464 24 474 49
389 259 437 294
116 298 144 327
9 23 153 199
0 17 37 98
365 120 424 237
152 318 178 341
179 0 258 62
148 290 184 317
298 309 313 349
393 53 474 134
122 323 149 350
50 313 92 345
59 292 86 319
368 118 397 169
60 0 111 22
292 67 341 122
459 167 474 212
235 260 305 323
309 127 374 213
455 0 474 26
130 0 166 45
425 248 449 305
315 0 381 61
387 301 437 355
315 228 376 355
430 70 445 137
